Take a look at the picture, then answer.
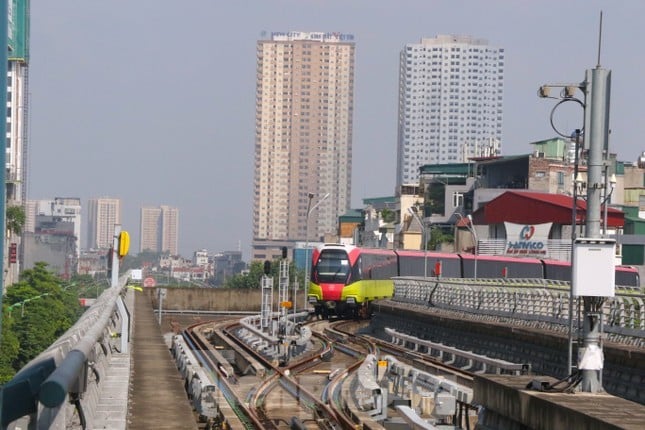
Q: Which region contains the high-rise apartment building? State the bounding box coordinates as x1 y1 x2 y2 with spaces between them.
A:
140 205 179 255
252 31 355 260
87 197 121 250
5 1 30 287
396 35 505 187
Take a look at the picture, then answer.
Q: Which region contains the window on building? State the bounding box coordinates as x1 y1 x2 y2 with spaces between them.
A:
557 171 565 186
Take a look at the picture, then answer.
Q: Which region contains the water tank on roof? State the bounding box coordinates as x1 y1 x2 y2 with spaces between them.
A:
638 151 645 168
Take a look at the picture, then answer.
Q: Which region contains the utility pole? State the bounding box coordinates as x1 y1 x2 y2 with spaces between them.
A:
537 15 614 392
578 64 612 393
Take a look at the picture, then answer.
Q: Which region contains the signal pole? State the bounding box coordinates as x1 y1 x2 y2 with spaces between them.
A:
538 32 613 393
578 65 612 393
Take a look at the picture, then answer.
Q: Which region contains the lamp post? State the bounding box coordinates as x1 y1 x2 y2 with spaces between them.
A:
455 213 478 279
540 84 587 378
303 192 330 310
467 215 478 280
407 207 428 277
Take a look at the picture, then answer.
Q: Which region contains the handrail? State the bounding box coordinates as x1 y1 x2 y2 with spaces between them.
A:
1 272 131 428
392 277 645 346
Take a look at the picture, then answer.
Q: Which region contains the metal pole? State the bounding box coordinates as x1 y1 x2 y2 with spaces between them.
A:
467 215 478 279
568 129 581 376
111 225 121 288
303 193 313 311
580 66 611 393
473 235 478 280
303 193 330 310
158 289 163 325
603 167 608 236
423 222 427 278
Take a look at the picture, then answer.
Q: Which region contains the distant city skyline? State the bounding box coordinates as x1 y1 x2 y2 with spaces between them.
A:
26 2 645 259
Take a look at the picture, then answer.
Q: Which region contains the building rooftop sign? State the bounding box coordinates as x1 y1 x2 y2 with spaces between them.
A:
271 31 355 43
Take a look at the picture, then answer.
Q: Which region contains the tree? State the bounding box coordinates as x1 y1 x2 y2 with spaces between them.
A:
1 263 82 375
427 226 454 251
223 259 302 289
0 309 19 383
6 205 26 236
380 208 396 223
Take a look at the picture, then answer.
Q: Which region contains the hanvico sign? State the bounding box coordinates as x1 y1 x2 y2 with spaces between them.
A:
504 222 552 256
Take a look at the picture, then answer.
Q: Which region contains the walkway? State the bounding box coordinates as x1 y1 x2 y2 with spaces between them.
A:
126 290 197 429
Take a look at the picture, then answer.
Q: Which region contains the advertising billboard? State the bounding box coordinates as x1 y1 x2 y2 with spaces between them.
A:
8 0 29 62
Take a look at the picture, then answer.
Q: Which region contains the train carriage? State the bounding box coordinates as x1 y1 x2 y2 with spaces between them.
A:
395 249 462 277
460 254 545 279
308 243 641 319
308 244 395 317
615 265 640 288
542 258 640 287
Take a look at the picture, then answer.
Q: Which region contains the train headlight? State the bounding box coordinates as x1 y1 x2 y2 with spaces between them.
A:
308 296 318 304
346 297 356 304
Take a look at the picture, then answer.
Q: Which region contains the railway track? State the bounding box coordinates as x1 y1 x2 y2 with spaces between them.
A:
176 315 482 429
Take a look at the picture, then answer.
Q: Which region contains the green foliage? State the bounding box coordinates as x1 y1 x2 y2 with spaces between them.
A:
120 250 164 272
0 263 82 382
380 208 396 223
427 226 454 250
0 310 19 383
223 260 303 289
6 205 26 235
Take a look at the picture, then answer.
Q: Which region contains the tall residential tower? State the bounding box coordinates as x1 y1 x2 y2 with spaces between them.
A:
140 205 179 255
252 31 355 260
396 35 504 187
5 1 30 286
87 197 121 250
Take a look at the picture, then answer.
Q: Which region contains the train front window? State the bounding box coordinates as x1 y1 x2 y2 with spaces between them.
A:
313 249 350 284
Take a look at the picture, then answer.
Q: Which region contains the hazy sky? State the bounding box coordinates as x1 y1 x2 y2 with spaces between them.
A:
28 1 645 258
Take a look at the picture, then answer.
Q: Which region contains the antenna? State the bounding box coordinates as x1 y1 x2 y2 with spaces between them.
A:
596 11 603 67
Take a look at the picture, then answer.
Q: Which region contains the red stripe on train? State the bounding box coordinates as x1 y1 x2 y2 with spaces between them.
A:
319 283 345 301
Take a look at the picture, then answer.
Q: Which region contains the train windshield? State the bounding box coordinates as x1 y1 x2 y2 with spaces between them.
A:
313 249 350 284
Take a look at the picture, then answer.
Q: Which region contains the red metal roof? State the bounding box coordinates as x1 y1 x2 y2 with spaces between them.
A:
472 190 624 227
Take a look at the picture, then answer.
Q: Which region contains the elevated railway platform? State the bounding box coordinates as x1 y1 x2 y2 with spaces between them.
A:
126 290 197 429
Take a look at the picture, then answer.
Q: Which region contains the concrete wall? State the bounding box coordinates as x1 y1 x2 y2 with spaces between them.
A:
369 301 645 405
147 287 265 312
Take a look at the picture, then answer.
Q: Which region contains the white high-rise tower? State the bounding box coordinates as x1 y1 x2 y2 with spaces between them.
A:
396 35 504 187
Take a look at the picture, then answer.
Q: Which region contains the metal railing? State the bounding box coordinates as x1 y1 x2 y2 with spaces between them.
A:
1 273 131 429
392 277 645 346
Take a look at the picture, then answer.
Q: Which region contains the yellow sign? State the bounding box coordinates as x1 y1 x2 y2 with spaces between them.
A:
280 301 293 309
118 231 130 257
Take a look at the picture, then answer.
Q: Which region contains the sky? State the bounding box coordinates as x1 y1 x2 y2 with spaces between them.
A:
28 1 645 259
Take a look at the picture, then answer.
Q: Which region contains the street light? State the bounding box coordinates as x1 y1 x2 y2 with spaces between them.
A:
303 192 330 310
407 207 427 277
454 213 478 279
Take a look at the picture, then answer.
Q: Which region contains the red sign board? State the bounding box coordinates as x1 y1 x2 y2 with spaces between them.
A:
143 277 157 288
9 243 17 263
